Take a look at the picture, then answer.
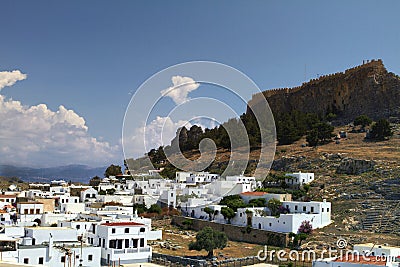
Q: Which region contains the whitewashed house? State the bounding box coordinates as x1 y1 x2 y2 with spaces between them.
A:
0 194 17 205
17 202 44 223
88 221 152 265
353 243 400 257
176 171 193 183
80 187 98 202
285 172 315 186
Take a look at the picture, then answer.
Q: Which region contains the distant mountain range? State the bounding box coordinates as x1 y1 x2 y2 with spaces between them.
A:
0 164 106 184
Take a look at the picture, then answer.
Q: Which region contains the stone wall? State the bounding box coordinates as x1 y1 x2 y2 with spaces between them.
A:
248 59 400 124
171 216 289 247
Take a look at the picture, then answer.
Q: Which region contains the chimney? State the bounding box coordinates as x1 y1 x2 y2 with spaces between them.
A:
48 233 53 259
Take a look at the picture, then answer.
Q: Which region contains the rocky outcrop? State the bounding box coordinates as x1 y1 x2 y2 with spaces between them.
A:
336 158 376 175
248 59 400 124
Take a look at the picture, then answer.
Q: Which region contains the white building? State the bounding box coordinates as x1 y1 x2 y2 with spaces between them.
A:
0 194 17 204
88 221 152 265
60 202 85 214
176 171 192 183
285 172 315 186
353 243 400 257
184 198 331 234
17 202 44 223
80 187 98 202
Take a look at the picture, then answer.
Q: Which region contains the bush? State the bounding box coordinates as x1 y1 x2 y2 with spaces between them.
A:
354 115 372 128
148 204 162 214
369 119 392 140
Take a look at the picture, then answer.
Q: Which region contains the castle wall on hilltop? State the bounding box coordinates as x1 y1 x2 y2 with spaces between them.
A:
248 59 400 123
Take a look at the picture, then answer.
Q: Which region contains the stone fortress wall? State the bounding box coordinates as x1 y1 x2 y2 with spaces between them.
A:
248 59 400 123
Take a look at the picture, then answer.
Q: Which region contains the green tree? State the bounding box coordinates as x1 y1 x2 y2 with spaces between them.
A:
267 198 282 216
306 122 334 146
325 112 337 122
204 207 214 221
354 115 372 128
148 204 162 214
248 198 266 207
220 207 235 224
306 129 319 147
219 195 247 211
89 176 101 186
370 119 392 140
133 204 147 214
104 164 122 177
189 227 227 258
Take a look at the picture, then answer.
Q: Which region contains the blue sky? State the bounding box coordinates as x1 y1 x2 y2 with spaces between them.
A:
0 1 399 167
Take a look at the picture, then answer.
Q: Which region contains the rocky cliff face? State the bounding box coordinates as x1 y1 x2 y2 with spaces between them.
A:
248 59 400 123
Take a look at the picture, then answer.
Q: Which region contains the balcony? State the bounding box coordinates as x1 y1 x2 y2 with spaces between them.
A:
112 247 151 254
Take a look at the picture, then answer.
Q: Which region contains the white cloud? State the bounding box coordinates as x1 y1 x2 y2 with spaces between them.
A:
127 116 191 157
160 76 200 105
124 115 218 159
0 71 120 167
0 70 27 91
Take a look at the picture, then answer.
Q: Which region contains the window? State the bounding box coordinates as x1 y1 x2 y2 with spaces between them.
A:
36 209 40 214
24 209 28 214
24 258 29 264
311 207 314 213
61 256 66 263
140 238 145 247
171 192 174 197
117 239 123 249
38 257 44 264
327 208 330 212
132 239 138 248
109 240 116 248
140 227 145 232
125 239 129 248
124 228 129 233
88 255 93 261
295 205 298 211
112 228 115 234
303 206 306 212
269 223 272 227
322 208 324 212
30 209 34 214
76 225 81 230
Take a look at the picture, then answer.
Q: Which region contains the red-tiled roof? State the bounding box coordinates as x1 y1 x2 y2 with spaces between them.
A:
0 195 17 198
101 222 144 227
334 256 386 266
240 192 267 196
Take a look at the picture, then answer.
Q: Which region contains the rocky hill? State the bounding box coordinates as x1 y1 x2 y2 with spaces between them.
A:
248 59 400 124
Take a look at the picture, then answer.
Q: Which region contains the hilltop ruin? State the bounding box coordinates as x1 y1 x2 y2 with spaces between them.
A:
248 59 400 123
